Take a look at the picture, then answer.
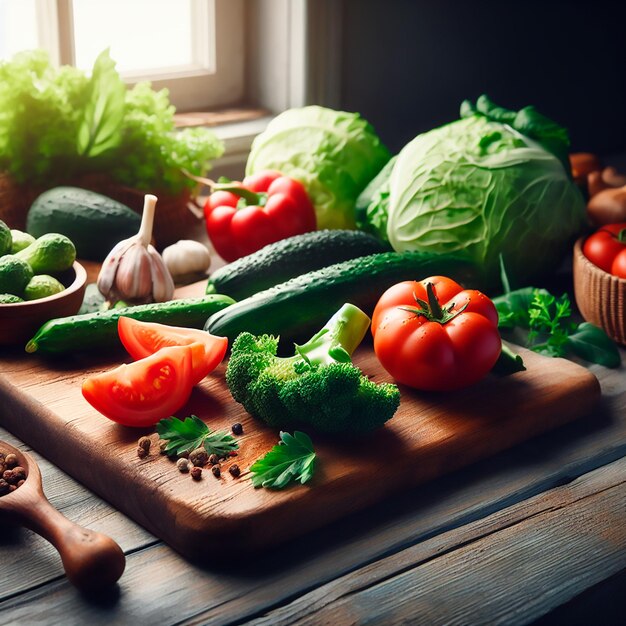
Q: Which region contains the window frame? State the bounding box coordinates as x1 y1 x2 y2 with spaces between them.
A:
29 0 245 112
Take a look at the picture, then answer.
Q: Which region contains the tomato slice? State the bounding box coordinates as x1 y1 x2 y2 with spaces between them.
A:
117 317 228 385
82 345 194 427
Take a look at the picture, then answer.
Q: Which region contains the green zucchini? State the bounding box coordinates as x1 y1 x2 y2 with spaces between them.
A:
204 251 481 344
26 294 235 355
205 229 390 300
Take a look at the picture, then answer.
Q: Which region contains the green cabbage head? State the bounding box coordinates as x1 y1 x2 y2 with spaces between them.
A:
387 96 586 288
246 106 391 230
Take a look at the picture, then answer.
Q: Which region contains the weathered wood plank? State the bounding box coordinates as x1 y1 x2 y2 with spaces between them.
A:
245 459 626 626
0 426 156 599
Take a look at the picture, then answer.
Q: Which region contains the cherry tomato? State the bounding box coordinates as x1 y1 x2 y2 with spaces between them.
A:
82 346 194 427
117 317 227 385
371 276 501 391
582 223 626 277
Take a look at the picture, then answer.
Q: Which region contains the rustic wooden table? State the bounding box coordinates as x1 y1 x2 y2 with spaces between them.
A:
1 347 624 625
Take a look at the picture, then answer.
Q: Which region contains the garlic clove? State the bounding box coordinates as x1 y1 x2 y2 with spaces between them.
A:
147 244 175 302
114 245 154 302
97 237 136 298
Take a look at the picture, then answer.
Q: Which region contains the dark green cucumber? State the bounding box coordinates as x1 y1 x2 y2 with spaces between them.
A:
26 294 235 355
205 229 390 300
204 251 482 344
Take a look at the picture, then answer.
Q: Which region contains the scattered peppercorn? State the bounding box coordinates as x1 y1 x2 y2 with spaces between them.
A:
176 458 190 473
189 448 208 467
136 446 148 459
211 465 221 478
231 423 243 436
190 466 203 481
159 440 168 455
208 453 219 465
138 436 152 453
229 464 241 478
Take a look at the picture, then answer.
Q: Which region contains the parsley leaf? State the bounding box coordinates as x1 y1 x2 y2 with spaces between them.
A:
156 415 239 457
249 431 317 490
493 288 620 368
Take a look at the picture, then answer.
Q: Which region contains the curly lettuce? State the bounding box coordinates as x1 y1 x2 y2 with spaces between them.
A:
0 49 223 195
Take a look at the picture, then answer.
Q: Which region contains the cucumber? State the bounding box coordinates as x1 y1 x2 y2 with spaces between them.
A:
26 187 141 261
204 251 481 344
26 294 235 355
205 230 390 300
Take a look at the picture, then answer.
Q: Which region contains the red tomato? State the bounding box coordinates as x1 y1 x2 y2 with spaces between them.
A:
582 223 626 277
117 317 227 385
82 346 194 427
371 276 501 391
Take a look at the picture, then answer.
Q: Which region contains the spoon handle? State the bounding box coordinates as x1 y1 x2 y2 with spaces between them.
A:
20 496 126 591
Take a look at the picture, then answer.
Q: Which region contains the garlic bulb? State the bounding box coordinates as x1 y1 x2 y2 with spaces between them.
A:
162 239 211 280
97 194 175 304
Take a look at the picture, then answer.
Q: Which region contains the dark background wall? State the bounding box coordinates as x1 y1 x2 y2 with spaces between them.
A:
338 0 626 158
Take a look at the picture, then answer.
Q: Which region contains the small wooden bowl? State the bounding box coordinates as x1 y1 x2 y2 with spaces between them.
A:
0 261 87 347
573 238 626 345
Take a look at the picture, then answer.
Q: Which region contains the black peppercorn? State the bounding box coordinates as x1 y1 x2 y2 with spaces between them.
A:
231 422 243 436
190 466 203 480
211 465 221 478
208 453 219 465
228 464 241 478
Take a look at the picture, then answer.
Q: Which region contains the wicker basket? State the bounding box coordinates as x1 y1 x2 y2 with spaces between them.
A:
0 171 202 249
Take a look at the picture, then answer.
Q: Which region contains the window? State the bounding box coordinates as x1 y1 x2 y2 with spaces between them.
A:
0 0 245 111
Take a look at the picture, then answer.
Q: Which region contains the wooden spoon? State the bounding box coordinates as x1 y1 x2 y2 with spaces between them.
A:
0 441 125 591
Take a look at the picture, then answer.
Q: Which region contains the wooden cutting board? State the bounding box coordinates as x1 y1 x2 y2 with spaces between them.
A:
0 280 601 561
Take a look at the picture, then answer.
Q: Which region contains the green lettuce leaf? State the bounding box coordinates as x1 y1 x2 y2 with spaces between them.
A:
77 49 125 158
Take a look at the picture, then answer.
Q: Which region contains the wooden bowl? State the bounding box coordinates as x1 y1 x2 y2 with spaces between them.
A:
573 237 626 345
0 261 87 347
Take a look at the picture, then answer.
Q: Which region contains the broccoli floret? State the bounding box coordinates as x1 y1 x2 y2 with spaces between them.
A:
225 303 400 434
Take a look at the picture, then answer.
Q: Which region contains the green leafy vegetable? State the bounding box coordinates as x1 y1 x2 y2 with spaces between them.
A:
385 95 585 288
355 155 396 244
249 431 316 489
77 49 125 158
0 49 223 194
156 415 239 457
493 289 621 368
246 105 391 230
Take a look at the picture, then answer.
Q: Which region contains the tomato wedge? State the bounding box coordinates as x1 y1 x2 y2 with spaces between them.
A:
82 345 194 427
117 317 228 385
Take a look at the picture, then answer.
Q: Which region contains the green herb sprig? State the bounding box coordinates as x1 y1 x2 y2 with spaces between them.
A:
156 415 238 457
494 287 620 368
249 431 316 490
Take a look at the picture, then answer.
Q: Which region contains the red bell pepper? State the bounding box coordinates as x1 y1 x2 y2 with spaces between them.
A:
203 170 316 262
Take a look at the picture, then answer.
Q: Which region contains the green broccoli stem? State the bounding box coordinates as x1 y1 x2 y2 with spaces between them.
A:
294 303 371 367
